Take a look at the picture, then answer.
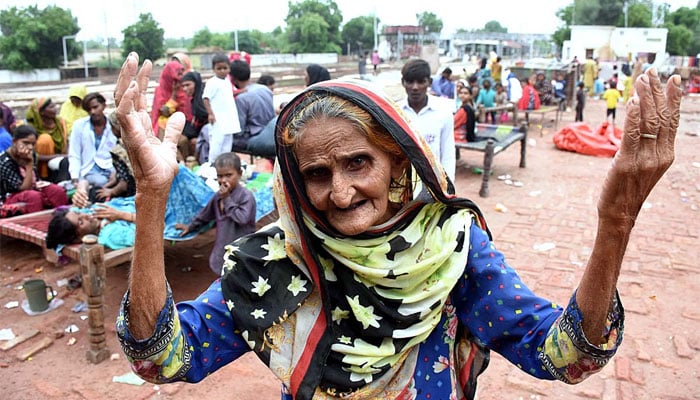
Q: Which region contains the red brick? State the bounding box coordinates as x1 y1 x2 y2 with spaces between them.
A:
615 356 631 381
672 335 695 358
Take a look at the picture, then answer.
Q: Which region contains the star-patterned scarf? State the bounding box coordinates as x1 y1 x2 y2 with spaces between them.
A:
220 79 490 399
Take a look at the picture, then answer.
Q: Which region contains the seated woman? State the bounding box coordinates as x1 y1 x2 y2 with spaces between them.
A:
92 113 136 202
24 97 69 182
46 164 214 250
0 125 69 214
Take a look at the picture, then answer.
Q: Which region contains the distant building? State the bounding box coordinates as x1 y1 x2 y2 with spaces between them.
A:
562 25 668 65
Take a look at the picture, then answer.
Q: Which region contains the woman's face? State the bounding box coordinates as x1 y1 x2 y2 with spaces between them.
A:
457 88 471 104
66 211 100 237
295 117 403 236
40 101 57 118
12 134 37 159
181 80 195 96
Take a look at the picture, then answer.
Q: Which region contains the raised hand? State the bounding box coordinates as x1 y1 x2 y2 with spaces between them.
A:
597 68 683 225
114 52 183 196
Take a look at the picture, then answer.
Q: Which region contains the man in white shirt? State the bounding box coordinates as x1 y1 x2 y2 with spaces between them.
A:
398 58 456 182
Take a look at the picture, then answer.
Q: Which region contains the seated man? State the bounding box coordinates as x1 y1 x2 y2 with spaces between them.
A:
68 93 117 203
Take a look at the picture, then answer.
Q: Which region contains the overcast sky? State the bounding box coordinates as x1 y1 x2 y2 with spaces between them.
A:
3 0 698 41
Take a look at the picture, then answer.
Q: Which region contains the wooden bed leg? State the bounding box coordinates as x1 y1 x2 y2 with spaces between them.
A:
480 139 496 197
80 243 110 364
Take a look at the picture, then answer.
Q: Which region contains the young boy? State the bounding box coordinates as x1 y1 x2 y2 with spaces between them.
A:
203 54 241 164
602 80 621 125
175 153 256 276
575 81 586 122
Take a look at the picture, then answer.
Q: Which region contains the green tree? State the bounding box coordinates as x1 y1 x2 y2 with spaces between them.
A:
665 6 700 55
616 1 652 27
285 0 342 53
552 5 573 48
191 28 214 49
482 21 508 33
416 12 443 34
0 5 80 70
341 16 376 55
121 13 165 62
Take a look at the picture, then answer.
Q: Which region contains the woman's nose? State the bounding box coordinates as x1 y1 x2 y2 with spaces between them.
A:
329 174 354 208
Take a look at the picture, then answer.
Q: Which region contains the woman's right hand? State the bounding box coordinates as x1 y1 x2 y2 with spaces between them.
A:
114 52 182 197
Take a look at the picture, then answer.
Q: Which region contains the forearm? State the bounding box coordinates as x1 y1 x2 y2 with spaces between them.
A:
575 217 632 343
127 191 168 339
19 167 34 191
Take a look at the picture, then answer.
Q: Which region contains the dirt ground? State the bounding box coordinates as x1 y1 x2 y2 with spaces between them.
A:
1 75 699 399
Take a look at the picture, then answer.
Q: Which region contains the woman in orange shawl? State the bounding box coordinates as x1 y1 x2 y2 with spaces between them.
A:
24 97 68 179
150 61 192 138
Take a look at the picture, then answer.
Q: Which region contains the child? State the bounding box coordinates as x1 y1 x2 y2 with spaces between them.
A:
575 81 586 122
517 76 541 111
494 82 508 122
602 80 621 125
475 79 496 123
175 152 256 276
203 54 241 164
454 86 485 144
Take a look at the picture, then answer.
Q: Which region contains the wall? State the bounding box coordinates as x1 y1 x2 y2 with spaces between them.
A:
0 69 61 84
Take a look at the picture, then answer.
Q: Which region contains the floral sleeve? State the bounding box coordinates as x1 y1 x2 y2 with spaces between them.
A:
454 222 624 383
116 280 251 383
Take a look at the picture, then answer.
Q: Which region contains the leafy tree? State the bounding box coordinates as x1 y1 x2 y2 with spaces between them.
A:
285 0 342 53
191 28 214 49
121 13 164 62
416 12 443 34
0 5 80 70
482 21 508 33
665 24 693 55
665 6 700 55
552 5 573 48
616 1 652 27
341 16 376 55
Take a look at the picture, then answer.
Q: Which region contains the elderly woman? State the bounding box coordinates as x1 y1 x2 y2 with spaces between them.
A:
114 53 682 399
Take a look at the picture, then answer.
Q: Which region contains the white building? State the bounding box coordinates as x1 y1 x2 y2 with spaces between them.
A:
562 25 668 66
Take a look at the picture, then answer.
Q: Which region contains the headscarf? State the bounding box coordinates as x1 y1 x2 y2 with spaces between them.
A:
181 71 208 130
172 52 192 73
59 84 89 133
150 61 192 133
25 97 67 153
220 79 490 399
305 64 331 86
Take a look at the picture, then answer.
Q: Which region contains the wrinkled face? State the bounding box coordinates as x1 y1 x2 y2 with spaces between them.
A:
181 80 195 96
295 117 403 236
85 98 105 122
213 62 230 79
216 165 241 191
65 211 100 237
401 77 430 105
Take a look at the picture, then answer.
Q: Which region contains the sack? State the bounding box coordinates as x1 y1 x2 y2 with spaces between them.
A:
499 112 509 123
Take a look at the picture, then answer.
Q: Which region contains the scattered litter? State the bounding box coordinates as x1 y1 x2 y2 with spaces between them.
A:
67 275 82 290
112 371 146 386
529 190 542 197
110 353 121 361
56 278 69 288
153 385 160 391
512 181 524 187
64 324 80 334
80 315 88 321
504 179 513 185
642 201 652 209
533 242 557 252
66 337 77 346
527 138 537 147
192 254 204 259
494 203 508 213
34 266 43 273
497 174 511 181
71 301 87 313
685 131 698 136
4 301 19 309
0 328 15 341
181 266 192 272
21 298 64 316
692 162 700 168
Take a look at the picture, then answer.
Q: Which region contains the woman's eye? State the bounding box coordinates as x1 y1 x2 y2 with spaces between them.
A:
349 156 367 169
304 168 328 180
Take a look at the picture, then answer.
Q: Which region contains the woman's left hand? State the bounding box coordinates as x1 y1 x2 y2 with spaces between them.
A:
114 52 182 197
92 204 122 222
597 69 682 225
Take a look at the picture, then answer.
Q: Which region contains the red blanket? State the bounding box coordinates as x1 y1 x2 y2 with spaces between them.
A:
553 122 622 157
